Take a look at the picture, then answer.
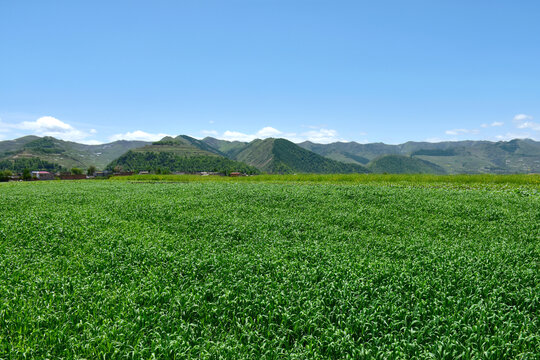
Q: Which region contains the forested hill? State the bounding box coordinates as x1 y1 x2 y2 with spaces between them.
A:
2 135 539 174
0 136 148 170
233 138 370 174
106 151 260 175
106 136 259 174
298 138 540 174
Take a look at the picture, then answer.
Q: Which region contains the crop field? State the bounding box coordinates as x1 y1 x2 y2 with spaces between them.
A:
0 179 538 358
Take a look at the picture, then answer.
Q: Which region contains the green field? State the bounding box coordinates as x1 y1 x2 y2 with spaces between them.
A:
0 178 538 358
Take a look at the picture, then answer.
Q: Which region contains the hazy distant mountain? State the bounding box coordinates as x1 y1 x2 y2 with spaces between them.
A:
368 155 446 174
0 136 149 170
299 139 540 174
230 138 369 174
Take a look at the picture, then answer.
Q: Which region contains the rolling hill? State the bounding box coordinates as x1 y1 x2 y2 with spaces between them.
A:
106 136 259 174
1 135 539 175
232 138 369 174
0 136 149 170
299 139 540 174
367 155 446 174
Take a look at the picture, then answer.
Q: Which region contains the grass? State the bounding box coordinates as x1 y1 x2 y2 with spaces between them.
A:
0 179 538 358
110 173 540 188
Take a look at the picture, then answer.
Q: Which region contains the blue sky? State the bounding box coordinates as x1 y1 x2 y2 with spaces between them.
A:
1 0 540 144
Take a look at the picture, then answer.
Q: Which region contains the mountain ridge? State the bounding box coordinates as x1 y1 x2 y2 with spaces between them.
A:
1 135 539 174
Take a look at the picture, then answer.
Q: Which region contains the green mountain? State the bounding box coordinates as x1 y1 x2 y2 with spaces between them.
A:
106 136 259 174
368 155 446 174
2 135 539 175
299 139 540 174
232 138 369 174
0 136 149 171
202 137 248 158
131 135 223 157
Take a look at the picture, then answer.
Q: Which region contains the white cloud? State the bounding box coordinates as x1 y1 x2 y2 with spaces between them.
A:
79 139 104 145
495 132 533 141
512 114 540 131
0 116 98 142
201 130 218 136
491 121 504 127
301 128 344 143
217 126 344 143
221 127 283 142
513 114 533 122
257 126 282 137
109 130 171 142
517 121 540 131
445 128 479 136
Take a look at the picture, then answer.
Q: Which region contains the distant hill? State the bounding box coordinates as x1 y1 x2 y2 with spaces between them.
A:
299 139 540 174
2 135 539 174
131 135 223 157
107 135 259 174
0 136 149 170
232 138 369 174
368 155 446 174
202 137 248 158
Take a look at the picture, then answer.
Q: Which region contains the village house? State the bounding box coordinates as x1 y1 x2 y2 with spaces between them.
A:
31 171 55 180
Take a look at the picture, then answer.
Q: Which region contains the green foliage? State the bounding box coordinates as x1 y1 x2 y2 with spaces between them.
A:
107 151 260 175
0 181 538 358
23 137 65 154
87 165 97 176
71 167 83 175
411 148 457 156
0 157 65 173
22 168 31 180
0 170 12 182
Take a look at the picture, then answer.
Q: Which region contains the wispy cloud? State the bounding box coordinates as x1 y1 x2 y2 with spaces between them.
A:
445 128 479 136
201 130 218 136
481 121 504 128
513 114 533 122
495 132 532 141
221 127 284 142
512 113 540 131
109 130 171 142
216 126 345 143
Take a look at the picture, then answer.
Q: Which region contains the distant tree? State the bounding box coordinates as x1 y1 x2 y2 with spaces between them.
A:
71 168 83 175
87 165 96 176
22 168 32 181
0 170 12 182
113 165 123 173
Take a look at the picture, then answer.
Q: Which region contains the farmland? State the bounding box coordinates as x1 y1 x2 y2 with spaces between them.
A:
0 178 538 358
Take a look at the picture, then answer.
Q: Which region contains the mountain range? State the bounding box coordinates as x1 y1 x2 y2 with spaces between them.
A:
1 135 539 174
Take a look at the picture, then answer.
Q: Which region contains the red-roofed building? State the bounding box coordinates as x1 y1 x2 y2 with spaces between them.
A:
31 171 55 180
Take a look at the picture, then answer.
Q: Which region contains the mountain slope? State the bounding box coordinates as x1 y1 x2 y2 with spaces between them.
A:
202 137 248 158
234 138 369 174
0 136 149 170
107 136 259 174
131 135 221 157
299 139 540 174
367 155 446 174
